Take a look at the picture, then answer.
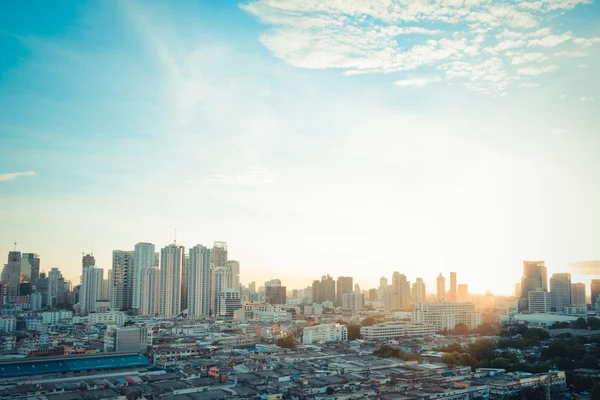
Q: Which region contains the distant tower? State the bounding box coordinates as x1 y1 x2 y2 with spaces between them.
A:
5 251 22 298
132 242 155 310
140 267 160 316
210 242 228 268
159 244 184 317
549 273 571 312
412 278 426 304
437 273 446 301
80 267 102 313
111 250 134 310
188 245 211 318
570 283 586 307
520 261 547 311
392 272 410 310
225 260 240 291
449 272 457 302
336 276 353 306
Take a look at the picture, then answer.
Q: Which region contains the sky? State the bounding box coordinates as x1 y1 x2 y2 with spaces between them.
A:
1 0 600 295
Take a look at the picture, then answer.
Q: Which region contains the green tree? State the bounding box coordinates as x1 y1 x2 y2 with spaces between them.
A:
580 354 599 369
441 353 458 365
347 324 362 341
453 323 470 335
587 317 600 330
277 334 297 349
458 353 477 366
490 357 510 370
573 317 588 330
468 339 496 362
361 317 377 326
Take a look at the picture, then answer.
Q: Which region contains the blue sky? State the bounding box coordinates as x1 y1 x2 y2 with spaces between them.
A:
1 0 599 294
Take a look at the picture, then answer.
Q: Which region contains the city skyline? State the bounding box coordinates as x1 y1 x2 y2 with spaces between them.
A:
1 0 600 295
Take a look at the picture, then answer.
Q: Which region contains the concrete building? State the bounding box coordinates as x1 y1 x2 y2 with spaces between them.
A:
187 245 211 318
21 253 40 286
81 253 95 282
449 272 457 302
132 242 155 311
336 276 353 306
5 251 21 298
528 290 551 313
312 274 335 304
411 278 426 304
216 288 242 318
342 292 364 311
571 283 586 307
213 266 234 314
80 267 103 313
412 302 482 331
302 323 348 345
549 273 571 312
392 272 410 310
104 326 147 353
592 279 600 310
210 241 228 268
520 260 547 310
436 273 446 301
360 321 436 340
110 250 134 310
47 267 64 306
140 267 160 316
265 285 287 305
225 260 240 291
159 244 184 318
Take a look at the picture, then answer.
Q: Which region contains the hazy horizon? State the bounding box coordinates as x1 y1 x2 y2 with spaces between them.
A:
1 0 600 295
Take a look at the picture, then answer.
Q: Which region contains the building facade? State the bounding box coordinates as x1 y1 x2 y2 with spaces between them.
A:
549 273 571 312
159 244 184 317
412 302 482 331
132 242 155 311
110 250 134 310
302 323 348 345
140 267 160 316
187 244 211 318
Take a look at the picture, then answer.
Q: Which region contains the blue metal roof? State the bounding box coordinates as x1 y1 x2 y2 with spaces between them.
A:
0 354 150 378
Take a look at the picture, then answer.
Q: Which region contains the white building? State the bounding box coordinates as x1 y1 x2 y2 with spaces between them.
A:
104 326 148 353
140 267 160 316
342 292 364 311
225 260 240 291
528 290 551 313
360 321 436 340
213 266 234 314
187 244 211 318
500 313 577 327
216 288 242 318
41 310 73 324
0 317 16 333
88 309 127 327
132 242 155 310
412 302 482 331
302 323 348 345
80 267 103 313
159 244 184 318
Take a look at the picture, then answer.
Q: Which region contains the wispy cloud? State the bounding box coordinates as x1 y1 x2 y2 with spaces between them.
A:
0 171 36 182
206 167 277 186
518 82 541 88
242 0 598 95
395 76 442 88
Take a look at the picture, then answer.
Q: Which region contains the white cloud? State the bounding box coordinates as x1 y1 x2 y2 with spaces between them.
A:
554 51 587 57
206 166 277 185
395 76 442 87
572 37 600 47
518 82 541 88
580 96 595 102
0 171 36 182
517 64 559 76
560 94 567 99
243 0 594 95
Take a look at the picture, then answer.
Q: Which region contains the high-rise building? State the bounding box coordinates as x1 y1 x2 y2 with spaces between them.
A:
5 251 21 298
378 276 388 300
225 260 240 290
48 267 64 306
520 261 547 310
80 267 102 313
571 283 586 307
265 285 287 305
132 242 155 310
436 273 446 301
528 290 551 313
392 272 410 310
368 288 378 301
265 279 281 287
216 288 242 318
248 281 256 292
549 273 571 312
210 241 228 268
82 253 95 273
336 276 353 306
110 250 134 310
411 278 426 304
181 253 189 313
514 282 522 298
449 272 457 302
312 274 335 304
458 284 468 302
592 280 600 310
187 245 211 318
159 244 184 317
213 266 234 314
21 253 40 285
342 292 364 311
140 267 160 316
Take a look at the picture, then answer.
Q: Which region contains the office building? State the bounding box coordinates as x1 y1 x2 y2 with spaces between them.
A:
132 242 155 311
458 284 468 302
592 279 600 310
411 277 426 304
82 253 95 274
225 260 240 290
210 241 228 268
368 288 378 300
342 292 364 311
378 276 388 300
302 323 348 345
187 244 211 318
80 267 103 313
48 267 64 306
436 273 446 301
360 321 436 340
265 285 287 305
104 326 148 353
528 290 551 313
312 274 335 304
140 267 160 316
5 251 21 298
21 253 40 286
159 244 184 317
412 302 482 331
213 266 234 314
336 276 353 306
571 283 586 307
449 272 457 302
110 250 134 310
549 273 571 312
392 272 410 310
216 288 242 318
520 260 547 310
181 253 189 313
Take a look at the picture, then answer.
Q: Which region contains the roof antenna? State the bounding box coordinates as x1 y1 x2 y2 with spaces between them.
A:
13 242 17 251
174 228 177 244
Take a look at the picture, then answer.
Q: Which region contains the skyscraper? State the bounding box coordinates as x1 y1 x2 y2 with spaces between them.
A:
336 276 353 306
520 261 547 311
159 244 184 317
140 267 160 316
181 253 189 313
449 272 457 302
210 241 228 268
216 288 242 318
132 242 155 310
21 253 40 286
5 251 21 298
436 273 446 301
571 283 586 307
225 260 240 290
311 275 335 304
265 284 287 304
80 267 102 313
48 267 64 306
187 244 211 318
411 277 426 304
591 279 600 310
212 266 233 313
82 254 95 273
392 272 410 310
549 273 571 312
111 250 134 310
